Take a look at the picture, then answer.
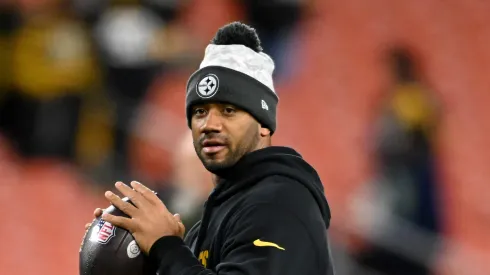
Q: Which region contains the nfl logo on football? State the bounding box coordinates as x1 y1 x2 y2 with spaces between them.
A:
90 220 116 244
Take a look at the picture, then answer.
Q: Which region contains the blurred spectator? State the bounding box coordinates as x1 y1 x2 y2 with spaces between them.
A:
353 48 441 275
89 0 195 183
4 0 98 161
238 0 311 80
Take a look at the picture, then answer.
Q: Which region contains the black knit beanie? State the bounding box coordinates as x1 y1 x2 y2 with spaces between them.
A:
185 22 279 133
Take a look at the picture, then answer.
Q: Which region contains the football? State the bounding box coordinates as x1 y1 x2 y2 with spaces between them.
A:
79 198 156 275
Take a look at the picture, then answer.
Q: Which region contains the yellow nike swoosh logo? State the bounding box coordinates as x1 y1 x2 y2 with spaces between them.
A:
253 239 285 250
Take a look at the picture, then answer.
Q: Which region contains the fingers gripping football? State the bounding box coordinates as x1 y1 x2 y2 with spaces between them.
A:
131 181 162 206
101 181 185 254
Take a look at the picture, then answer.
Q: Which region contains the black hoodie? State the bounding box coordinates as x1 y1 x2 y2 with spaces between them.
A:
149 146 335 274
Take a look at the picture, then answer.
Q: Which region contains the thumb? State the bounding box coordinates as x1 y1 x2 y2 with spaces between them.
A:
173 213 182 223
173 213 185 238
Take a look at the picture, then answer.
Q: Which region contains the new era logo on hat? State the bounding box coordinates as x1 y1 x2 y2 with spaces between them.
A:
261 100 269 110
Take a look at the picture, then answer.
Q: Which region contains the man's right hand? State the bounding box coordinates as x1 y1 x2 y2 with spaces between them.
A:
84 208 104 230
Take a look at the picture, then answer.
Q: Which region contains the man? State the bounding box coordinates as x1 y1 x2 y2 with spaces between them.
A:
87 22 335 274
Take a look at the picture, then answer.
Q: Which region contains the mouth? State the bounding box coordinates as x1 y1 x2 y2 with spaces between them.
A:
201 139 227 154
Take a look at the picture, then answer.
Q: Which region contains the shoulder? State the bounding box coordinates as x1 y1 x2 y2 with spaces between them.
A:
227 175 324 233
244 175 317 210
234 175 329 234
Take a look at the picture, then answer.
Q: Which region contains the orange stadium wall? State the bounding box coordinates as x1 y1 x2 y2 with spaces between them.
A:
2 1 489 275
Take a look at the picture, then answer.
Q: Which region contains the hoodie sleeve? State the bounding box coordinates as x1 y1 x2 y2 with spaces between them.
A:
149 203 334 275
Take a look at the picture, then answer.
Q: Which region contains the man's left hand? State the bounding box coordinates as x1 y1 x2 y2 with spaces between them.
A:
101 181 185 254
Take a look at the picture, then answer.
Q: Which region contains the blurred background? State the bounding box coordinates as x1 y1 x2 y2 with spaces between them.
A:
0 0 489 274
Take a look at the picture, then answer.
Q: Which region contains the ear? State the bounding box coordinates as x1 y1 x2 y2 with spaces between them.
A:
260 126 270 137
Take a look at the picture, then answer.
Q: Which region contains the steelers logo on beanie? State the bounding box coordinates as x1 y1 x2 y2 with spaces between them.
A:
185 22 279 133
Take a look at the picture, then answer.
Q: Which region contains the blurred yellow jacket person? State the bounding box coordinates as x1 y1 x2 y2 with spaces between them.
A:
11 14 97 100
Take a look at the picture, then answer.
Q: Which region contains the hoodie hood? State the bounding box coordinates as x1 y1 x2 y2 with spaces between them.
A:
210 146 331 228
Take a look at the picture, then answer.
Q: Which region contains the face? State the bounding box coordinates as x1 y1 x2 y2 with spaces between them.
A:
191 103 266 173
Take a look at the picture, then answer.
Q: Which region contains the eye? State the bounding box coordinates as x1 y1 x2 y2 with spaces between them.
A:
193 108 207 117
223 106 236 115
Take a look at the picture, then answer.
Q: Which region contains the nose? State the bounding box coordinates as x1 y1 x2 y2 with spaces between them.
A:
201 108 223 133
